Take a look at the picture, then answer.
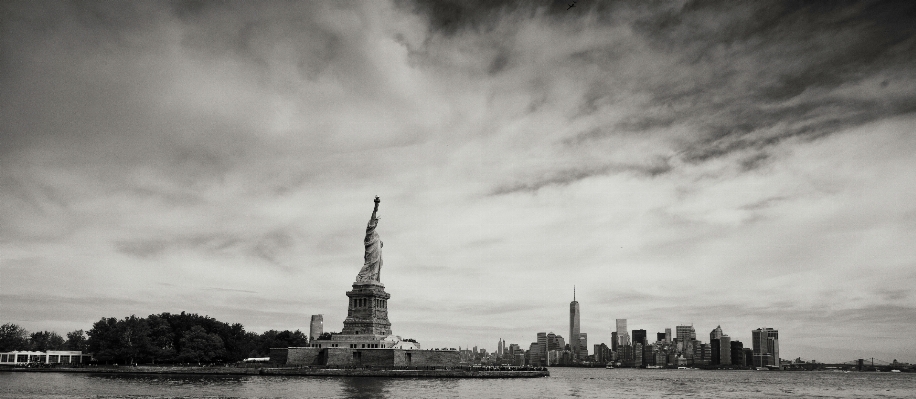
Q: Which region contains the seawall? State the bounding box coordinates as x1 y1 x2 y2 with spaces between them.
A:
2 366 549 378
262 367 549 378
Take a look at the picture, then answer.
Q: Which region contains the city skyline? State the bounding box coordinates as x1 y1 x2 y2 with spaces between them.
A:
2 1 916 364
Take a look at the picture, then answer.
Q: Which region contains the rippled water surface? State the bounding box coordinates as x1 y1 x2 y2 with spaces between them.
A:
2 368 914 398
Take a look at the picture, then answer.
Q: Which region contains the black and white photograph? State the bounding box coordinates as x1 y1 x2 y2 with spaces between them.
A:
2 0 915 397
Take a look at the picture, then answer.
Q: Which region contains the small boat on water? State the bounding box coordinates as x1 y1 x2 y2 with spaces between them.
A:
605 363 614 369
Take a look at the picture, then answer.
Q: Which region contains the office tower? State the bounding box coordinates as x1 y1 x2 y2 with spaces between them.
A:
509 343 520 355
730 340 745 366
634 342 643 366
309 315 323 341
743 348 754 367
616 319 629 347
657 332 666 342
578 333 588 358
611 332 618 351
752 328 779 368
711 339 721 365
632 329 647 346
655 349 668 366
710 325 723 341
665 328 672 343
696 343 711 365
570 287 580 361
719 335 731 365
556 335 566 352
675 325 694 345
619 342 634 366
537 332 548 366
547 349 560 366
527 342 538 365
646 343 656 366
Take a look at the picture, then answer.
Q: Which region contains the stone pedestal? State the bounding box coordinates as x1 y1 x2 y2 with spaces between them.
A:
341 282 392 336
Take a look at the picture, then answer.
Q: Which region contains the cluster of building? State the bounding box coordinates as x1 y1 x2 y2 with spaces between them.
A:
461 291 783 369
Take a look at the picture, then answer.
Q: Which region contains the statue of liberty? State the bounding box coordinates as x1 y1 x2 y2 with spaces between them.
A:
355 196 383 283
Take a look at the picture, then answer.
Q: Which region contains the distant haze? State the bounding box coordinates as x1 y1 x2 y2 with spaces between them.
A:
2 1 915 363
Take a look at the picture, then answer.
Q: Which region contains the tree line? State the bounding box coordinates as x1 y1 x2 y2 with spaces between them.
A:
0 323 88 353
1 312 310 364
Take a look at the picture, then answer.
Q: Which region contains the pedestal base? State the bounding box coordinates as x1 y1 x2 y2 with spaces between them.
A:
342 282 392 336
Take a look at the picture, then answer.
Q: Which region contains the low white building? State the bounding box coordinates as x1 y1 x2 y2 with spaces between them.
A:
0 350 91 365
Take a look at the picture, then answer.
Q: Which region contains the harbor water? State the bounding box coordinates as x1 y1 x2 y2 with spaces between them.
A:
2 367 914 398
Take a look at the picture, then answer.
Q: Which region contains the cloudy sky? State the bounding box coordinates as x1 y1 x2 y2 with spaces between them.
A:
2 0 915 363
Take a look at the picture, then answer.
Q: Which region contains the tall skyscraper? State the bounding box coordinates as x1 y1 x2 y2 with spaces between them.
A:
676 325 695 354
309 315 323 341
509 343 520 355
537 332 548 366
632 329 647 346
675 325 694 343
719 335 731 366
665 328 672 343
615 319 629 347
527 342 538 366
547 332 558 351
578 333 588 358
710 325 723 341
497 338 504 356
730 340 745 366
752 328 779 368
570 287 580 361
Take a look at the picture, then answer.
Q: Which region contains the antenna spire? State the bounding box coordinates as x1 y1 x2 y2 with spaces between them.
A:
574 285 576 301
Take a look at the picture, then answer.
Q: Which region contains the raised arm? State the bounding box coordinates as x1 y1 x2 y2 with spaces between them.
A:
371 196 380 219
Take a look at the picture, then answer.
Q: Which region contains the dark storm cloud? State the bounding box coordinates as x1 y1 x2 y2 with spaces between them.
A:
403 0 523 35
405 0 916 192
626 0 916 162
490 157 671 194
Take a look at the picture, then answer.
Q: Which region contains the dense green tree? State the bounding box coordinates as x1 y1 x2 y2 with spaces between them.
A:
316 332 336 340
145 314 176 362
81 311 314 363
88 317 121 362
118 315 151 364
29 331 66 351
87 315 151 364
65 330 89 352
223 323 259 361
257 329 309 356
0 323 30 351
177 326 226 363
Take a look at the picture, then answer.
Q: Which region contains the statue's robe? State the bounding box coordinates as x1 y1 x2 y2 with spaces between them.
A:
355 215 382 283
